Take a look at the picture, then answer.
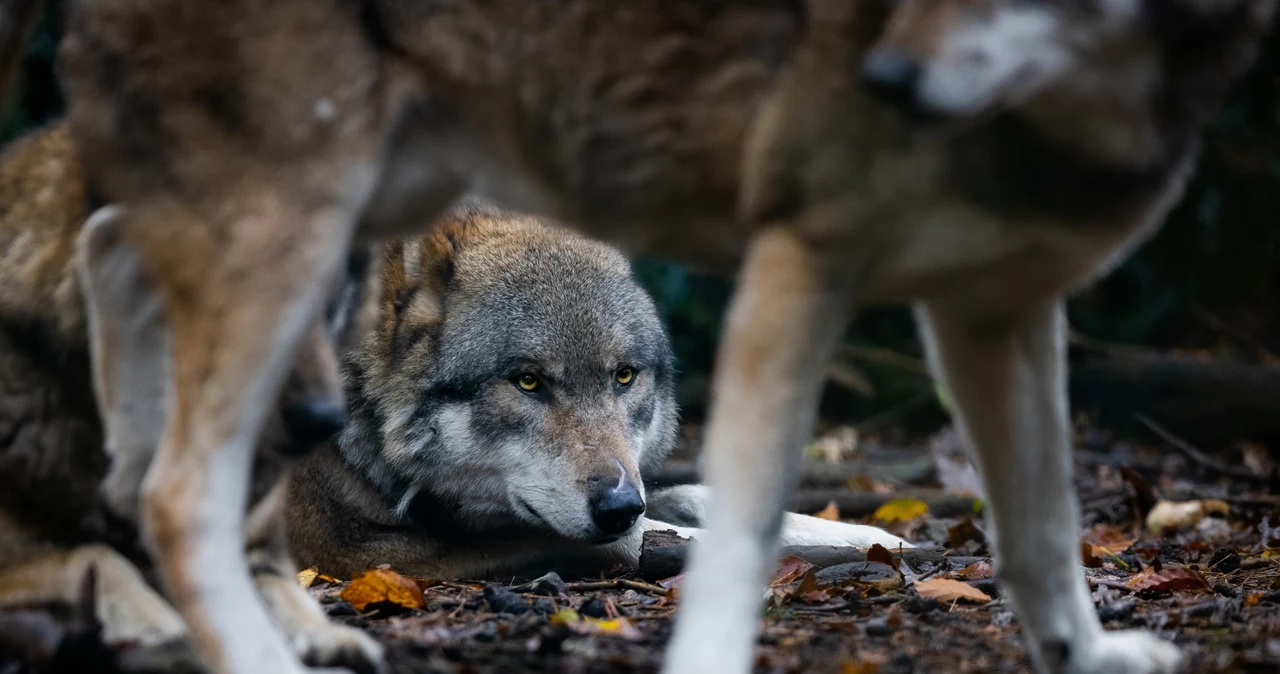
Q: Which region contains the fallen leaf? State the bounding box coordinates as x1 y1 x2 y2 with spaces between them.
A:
946 518 984 549
297 567 319 589
1146 500 1227 533
1126 566 1210 593
958 560 995 580
873 498 929 523
842 660 880 674
1081 541 1106 568
550 608 643 641
341 569 425 612
866 543 895 568
771 556 816 587
914 577 991 604
815 501 841 521
1082 524 1137 555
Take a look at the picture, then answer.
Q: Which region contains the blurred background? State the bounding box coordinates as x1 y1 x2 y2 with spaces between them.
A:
11 0 1280 454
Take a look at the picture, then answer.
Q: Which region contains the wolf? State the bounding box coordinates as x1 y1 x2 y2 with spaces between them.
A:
285 203 907 580
0 122 383 672
27 0 1272 673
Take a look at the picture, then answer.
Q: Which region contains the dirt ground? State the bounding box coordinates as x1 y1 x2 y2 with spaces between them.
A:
4 424 1279 674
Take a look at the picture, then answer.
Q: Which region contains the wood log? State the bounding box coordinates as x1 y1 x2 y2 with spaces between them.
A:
645 453 936 490
637 530 984 581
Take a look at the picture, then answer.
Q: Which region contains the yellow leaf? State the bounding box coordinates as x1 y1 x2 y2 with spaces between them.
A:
914 577 991 604
815 500 841 521
340 569 425 612
297 567 319 588
873 498 929 523
549 609 580 626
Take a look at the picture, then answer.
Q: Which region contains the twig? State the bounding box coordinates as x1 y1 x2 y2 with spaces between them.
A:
1134 414 1269 484
1087 577 1134 593
564 579 670 596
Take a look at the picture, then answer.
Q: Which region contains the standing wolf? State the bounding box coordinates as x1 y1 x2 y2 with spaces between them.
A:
4 1 1267 673
0 122 383 672
287 203 907 579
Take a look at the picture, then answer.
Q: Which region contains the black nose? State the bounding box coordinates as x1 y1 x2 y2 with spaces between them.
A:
588 475 645 538
861 48 922 102
281 397 347 448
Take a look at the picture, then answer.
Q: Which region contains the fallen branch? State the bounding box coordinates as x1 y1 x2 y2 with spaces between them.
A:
563 579 670 597
1134 414 1270 484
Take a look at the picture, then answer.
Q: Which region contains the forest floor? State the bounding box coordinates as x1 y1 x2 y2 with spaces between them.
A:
4 423 1279 674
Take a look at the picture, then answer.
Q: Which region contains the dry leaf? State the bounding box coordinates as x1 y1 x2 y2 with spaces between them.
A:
958 560 995 580
1126 566 1210 593
1146 500 1227 533
771 556 816 587
550 609 643 641
914 577 991 604
866 543 895 568
297 567 319 589
341 569 425 612
1082 524 1136 555
946 518 983 549
815 501 841 521
873 498 929 523
842 660 880 674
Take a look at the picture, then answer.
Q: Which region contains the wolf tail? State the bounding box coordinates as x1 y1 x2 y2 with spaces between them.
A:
0 0 45 114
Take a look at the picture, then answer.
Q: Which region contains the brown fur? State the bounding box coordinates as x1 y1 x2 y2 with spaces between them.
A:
0 122 381 672
27 0 1272 672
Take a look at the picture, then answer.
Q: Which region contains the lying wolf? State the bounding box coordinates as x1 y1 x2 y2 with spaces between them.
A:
26 0 1272 673
286 203 907 579
0 122 382 672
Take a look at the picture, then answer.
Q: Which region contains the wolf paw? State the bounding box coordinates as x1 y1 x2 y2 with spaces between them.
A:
293 622 384 674
1059 630 1181 674
778 513 913 549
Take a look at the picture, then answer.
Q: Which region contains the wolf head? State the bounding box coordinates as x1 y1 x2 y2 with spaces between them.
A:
861 0 1275 122
341 203 677 544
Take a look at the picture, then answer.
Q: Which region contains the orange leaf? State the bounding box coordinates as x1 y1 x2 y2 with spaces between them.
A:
815 501 841 521
1126 566 1209 593
1082 524 1136 555
842 661 880 674
914 577 991 604
866 543 895 568
340 569 425 612
958 560 995 580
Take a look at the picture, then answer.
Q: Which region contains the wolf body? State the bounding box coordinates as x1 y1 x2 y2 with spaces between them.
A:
10 1 1269 673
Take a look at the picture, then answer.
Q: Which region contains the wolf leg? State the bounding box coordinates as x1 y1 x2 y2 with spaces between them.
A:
663 227 854 674
77 191 365 674
245 477 383 674
0 543 185 646
77 206 171 524
916 299 1179 674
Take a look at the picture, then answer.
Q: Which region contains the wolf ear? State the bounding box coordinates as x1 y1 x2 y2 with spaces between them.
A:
375 217 465 359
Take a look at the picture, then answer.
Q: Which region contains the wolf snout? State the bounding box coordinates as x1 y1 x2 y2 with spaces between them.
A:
587 471 645 539
861 48 922 104
281 396 347 449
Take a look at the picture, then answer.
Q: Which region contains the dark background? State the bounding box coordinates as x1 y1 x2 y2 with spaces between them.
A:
10 2 1279 441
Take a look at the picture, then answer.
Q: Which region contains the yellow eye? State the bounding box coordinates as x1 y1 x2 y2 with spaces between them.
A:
615 367 635 386
516 374 541 392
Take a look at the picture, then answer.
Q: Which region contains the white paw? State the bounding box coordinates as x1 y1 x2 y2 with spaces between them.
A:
1057 630 1181 674
778 513 913 549
292 622 385 674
